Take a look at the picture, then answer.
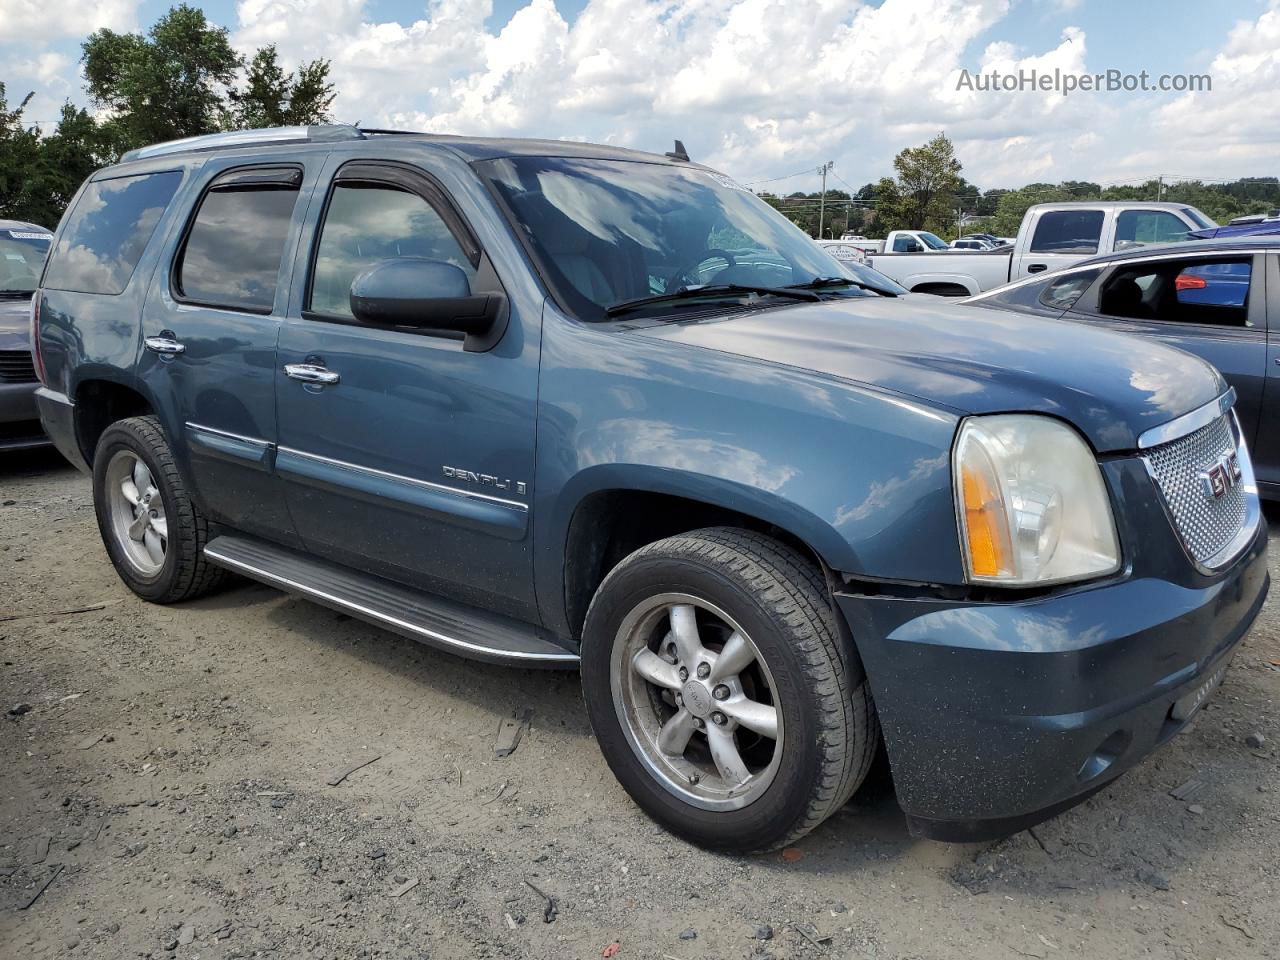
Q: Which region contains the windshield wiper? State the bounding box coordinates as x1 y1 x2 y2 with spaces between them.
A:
788 276 898 298
605 283 820 317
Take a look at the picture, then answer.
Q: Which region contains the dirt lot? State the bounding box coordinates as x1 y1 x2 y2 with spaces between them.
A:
2 450 1278 960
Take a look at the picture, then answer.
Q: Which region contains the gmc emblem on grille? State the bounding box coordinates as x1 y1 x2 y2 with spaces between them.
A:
1199 450 1242 500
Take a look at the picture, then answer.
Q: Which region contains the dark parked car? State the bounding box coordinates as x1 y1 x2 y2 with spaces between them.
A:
963 237 1280 499
0 219 54 450
33 126 1267 851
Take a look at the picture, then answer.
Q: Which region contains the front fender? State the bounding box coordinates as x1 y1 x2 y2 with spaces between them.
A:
532 306 964 635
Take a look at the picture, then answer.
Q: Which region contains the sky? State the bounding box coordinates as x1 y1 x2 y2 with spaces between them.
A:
3 0 1278 195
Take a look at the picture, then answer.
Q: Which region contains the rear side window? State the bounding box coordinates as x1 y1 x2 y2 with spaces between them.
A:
44 171 182 295
176 167 302 312
1029 210 1105 255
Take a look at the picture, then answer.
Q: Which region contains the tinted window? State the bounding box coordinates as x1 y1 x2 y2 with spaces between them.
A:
1114 210 1190 248
44 171 182 295
1029 210 1105 254
1097 257 1251 327
1039 268 1102 310
309 182 477 319
177 169 301 311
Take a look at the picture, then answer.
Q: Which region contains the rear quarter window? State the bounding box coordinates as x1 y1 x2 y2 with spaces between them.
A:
43 171 183 295
1039 268 1102 310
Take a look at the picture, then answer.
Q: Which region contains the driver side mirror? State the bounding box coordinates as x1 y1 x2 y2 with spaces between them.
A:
349 257 507 352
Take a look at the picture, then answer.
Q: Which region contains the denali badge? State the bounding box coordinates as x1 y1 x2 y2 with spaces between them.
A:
1199 450 1242 501
442 465 527 496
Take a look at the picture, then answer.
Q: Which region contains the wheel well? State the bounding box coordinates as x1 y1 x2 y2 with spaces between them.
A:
74 380 153 464
563 490 830 639
910 282 972 297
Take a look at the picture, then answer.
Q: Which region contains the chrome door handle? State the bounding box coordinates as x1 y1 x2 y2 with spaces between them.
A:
144 336 186 355
284 363 340 385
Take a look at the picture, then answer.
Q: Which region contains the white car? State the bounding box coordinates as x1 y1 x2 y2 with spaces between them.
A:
866 202 1217 296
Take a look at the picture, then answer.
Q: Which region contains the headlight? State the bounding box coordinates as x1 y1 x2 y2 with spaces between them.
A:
954 414 1120 586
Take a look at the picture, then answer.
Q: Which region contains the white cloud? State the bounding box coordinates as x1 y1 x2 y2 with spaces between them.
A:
0 0 137 37
1150 0 1280 170
6 0 1280 192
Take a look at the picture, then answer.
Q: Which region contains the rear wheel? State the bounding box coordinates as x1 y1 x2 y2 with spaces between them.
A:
92 416 227 603
581 527 878 852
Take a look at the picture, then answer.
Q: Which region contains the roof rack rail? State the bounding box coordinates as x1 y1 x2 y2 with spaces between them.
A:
357 127 428 136
119 125 366 163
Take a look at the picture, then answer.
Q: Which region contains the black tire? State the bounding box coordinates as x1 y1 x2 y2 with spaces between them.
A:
581 527 878 852
92 415 228 604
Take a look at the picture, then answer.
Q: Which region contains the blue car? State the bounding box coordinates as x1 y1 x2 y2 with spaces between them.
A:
964 237 1280 500
32 126 1267 851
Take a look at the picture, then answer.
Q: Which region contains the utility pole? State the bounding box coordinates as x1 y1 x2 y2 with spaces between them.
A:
817 161 833 238
1157 175 1164 202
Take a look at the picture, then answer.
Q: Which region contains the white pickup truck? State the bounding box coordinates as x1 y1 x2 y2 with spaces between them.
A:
867 202 1217 296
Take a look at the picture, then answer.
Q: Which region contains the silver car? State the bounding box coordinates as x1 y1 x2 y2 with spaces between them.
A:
0 219 54 450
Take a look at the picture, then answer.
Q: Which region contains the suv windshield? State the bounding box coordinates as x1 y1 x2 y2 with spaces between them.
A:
482 156 883 319
0 227 53 295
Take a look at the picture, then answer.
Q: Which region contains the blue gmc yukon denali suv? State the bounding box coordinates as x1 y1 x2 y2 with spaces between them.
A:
32 126 1268 851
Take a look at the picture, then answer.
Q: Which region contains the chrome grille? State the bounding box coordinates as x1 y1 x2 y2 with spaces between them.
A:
0 350 37 383
1144 414 1247 564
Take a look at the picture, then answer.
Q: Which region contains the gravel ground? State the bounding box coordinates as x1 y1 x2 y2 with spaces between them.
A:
2 449 1278 960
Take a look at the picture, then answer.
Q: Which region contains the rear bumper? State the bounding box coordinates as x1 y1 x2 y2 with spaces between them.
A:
835 518 1268 841
0 380 49 449
34 387 87 470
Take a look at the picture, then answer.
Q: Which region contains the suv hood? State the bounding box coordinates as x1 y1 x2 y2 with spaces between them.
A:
630 296 1224 453
0 296 33 351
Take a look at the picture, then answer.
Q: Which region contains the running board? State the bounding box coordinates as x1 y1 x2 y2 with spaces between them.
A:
203 534 579 668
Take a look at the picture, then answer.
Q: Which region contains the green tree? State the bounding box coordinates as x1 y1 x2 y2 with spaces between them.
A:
0 84 44 221
225 45 336 129
82 4 241 150
892 132 962 232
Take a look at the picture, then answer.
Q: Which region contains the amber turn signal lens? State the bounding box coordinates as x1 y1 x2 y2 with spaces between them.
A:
960 454 1011 579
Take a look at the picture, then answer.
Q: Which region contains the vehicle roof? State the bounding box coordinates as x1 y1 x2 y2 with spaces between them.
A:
0 219 53 233
1026 200 1202 212
113 124 696 169
1076 234 1280 268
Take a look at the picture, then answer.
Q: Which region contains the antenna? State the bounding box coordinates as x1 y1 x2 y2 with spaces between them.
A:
665 140 690 162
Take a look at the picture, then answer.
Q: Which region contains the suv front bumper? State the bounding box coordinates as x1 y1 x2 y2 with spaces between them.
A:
835 516 1268 842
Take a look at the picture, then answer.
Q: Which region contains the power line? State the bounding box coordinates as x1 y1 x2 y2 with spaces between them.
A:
743 167 825 186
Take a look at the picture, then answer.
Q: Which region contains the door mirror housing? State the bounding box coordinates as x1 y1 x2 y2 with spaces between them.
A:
349 257 506 351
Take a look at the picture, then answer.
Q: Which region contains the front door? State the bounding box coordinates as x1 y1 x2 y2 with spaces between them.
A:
274 159 541 621
140 157 318 547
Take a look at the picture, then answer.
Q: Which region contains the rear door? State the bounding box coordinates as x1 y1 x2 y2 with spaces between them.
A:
140 153 320 547
1065 251 1267 451
1014 208 1106 279
273 155 541 621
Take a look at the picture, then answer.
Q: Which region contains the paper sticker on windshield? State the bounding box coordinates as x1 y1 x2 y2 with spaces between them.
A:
8 231 53 241
705 172 749 192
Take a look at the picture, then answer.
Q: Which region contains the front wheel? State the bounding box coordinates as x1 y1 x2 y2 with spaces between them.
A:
581 528 878 852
